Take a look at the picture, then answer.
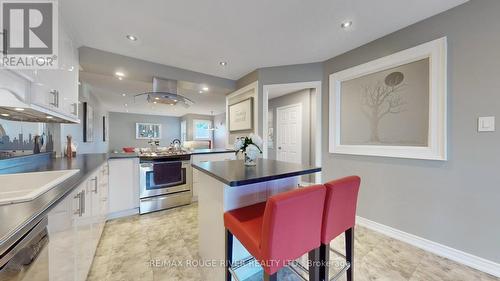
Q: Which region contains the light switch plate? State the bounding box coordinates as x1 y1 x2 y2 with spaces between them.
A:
478 116 495 132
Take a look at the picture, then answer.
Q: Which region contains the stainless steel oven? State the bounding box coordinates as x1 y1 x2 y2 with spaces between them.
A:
139 155 192 214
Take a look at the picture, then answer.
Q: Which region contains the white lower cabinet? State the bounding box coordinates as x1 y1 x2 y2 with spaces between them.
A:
47 162 109 281
191 152 235 201
108 158 140 218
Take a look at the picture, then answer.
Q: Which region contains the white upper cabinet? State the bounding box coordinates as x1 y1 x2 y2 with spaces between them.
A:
6 16 80 123
29 19 79 121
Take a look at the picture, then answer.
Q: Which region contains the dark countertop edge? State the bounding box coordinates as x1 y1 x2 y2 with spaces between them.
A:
108 153 139 159
0 155 108 255
190 149 235 155
192 164 321 187
107 149 235 159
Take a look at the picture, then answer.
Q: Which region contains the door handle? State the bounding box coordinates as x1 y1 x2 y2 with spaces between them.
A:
80 190 85 216
49 90 59 107
73 193 81 215
91 176 98 193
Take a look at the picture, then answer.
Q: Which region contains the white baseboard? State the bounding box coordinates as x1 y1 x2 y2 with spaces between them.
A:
107 208 139 220
356 216 500 278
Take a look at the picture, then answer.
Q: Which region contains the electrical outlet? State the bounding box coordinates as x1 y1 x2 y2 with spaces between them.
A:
478 116 495 132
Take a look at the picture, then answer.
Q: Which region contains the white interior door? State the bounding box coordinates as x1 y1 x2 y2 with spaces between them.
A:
276 103 302 164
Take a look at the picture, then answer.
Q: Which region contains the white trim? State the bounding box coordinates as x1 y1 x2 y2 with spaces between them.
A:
276 103 302 164
329 37 447 160
263 81 322 183
356 216 500 278
107 208 139 220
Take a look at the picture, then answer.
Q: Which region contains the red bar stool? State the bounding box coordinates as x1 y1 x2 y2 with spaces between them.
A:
320 176 361 281
224 185 326 281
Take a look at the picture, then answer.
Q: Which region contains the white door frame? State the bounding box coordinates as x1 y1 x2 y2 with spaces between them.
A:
276 103 302 163
263 81 322 183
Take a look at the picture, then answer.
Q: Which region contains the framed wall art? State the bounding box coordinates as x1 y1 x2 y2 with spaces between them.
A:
228 98 253 132
329 37 447 160
136 123 161 139
83 102 94 142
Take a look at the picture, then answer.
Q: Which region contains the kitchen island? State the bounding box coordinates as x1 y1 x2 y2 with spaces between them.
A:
192 158 321 280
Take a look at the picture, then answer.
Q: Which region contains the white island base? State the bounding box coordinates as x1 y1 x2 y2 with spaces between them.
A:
197 171 300 280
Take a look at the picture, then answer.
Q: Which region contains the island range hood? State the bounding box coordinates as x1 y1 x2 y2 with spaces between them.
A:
134 77 194 108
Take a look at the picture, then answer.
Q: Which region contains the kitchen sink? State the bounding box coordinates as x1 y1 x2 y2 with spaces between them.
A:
0 169 80 205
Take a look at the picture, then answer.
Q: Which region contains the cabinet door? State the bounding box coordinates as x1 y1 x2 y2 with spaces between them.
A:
108 158 140 214
58 25 79 118
48 187 79 281
73 182 93 281
30 69 61 111
99 164 109 224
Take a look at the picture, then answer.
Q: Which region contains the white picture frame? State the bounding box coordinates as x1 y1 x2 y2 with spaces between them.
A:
329 37 447 160
136 123 161 140
228 98 254 132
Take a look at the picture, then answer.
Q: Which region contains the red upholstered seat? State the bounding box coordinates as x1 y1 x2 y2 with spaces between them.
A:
321 176 361 244
224 185 326 275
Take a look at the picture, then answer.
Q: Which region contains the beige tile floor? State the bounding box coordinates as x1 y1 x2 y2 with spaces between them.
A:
87 204 499 281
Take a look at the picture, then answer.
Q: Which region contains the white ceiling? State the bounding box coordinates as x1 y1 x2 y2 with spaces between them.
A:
61 0 467 80
80 71 228 117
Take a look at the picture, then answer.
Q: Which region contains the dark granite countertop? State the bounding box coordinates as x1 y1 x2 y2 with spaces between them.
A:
0 153 108 256
108 152 140 159
189 148 235 155
192 158 321 187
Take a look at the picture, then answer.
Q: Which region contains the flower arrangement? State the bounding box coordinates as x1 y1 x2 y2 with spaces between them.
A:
234 134 263 166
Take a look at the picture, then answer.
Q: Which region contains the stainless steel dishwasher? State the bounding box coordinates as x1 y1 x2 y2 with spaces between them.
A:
0 217 49 281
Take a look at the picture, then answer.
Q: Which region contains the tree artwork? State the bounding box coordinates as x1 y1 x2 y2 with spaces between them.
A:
360 71 406 143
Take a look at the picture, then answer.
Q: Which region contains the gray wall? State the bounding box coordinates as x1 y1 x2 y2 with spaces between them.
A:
109 112 180 152
268 89 312 165
61 90 109 154
233 0 500 264
322 0 500 263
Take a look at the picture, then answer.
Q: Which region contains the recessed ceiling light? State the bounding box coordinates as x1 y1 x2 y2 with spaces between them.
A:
126 35 138 41
341 21 353 29
46 116 53 119
14 108 24 111
199 90 203 94
154 97 159 100
219 61 227 66
122 93 126 97
118 77 123 81
124 103 128 107
1 113 9 117
202 86 209 91
115 72 125 77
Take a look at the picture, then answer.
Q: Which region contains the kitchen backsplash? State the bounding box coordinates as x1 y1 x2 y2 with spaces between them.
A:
0 119 55 159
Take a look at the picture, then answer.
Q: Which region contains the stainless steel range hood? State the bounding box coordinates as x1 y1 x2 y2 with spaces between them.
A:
135 77 194 108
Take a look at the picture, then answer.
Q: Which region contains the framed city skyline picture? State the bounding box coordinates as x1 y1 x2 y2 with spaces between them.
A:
329 37 447 160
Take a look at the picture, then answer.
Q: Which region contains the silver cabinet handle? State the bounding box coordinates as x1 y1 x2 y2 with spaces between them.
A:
49 89 59 107
73 193 81 215
91 176 98 193
80 190 85 216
